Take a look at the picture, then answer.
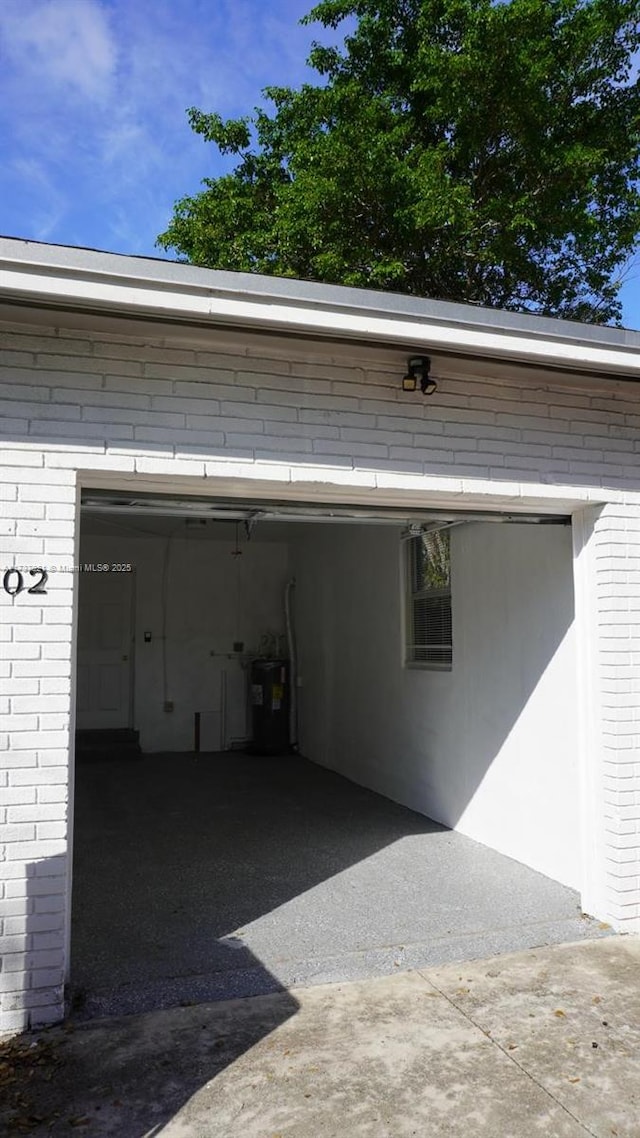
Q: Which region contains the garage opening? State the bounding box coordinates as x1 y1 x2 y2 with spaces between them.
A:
70 490 600 1018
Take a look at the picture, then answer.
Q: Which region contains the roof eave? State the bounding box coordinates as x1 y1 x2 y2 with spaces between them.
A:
0 240 639 381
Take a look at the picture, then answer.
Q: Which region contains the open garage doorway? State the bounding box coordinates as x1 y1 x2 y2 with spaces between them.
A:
69 490 602 1019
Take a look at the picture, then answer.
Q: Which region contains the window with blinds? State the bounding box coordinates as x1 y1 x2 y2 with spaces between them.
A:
405 530 452 668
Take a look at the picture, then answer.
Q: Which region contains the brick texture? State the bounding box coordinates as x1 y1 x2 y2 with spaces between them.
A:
2 317 640 1031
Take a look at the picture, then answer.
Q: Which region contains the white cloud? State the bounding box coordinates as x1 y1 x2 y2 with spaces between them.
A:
0 0 116 102
0 0 341 254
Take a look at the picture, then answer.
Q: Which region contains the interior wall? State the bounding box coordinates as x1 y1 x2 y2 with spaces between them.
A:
291 521 580 889
79 529 290 751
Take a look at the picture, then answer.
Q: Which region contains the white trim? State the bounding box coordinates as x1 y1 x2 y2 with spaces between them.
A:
2 262 640 379
64 480 82 983
572 505 607 921
76 469 608 516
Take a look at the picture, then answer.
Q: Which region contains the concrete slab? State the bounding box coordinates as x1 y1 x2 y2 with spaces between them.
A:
2 937 638 1137
425 936 640 1137
71 753 607 1018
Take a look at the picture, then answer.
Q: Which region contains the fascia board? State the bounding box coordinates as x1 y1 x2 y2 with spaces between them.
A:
1 261 640 380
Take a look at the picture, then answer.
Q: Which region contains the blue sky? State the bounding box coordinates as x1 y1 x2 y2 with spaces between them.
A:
0 0 638 329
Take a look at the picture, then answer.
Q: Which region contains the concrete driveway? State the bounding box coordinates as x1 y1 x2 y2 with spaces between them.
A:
2 936 638 1137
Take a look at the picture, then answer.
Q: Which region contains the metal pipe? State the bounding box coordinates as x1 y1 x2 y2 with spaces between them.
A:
285 578 297 749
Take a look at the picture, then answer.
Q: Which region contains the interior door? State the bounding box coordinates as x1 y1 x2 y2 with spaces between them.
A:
76 570 134 730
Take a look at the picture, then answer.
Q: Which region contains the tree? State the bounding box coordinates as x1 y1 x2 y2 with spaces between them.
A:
158 0 640 324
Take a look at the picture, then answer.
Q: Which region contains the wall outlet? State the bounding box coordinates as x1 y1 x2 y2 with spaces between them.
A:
164 700 174 713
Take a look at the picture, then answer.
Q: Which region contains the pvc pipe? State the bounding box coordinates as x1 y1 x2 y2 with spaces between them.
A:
283 578 296 746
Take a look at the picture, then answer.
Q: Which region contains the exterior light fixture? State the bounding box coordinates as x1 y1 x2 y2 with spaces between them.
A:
402 355 436 395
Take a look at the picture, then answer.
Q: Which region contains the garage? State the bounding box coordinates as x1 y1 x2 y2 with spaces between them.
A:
69 490 591 1018
3 236 640 1034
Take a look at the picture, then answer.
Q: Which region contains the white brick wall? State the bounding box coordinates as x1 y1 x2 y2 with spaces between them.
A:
2 322 640 490
2 315 640 1032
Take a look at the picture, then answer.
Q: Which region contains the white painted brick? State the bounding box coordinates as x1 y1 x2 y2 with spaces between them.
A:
0 863 32 881
38 351 141 376
44 450 135 470
33 885 66 906
5 986 63 1011
135 456 206 477
313 439 387 459
1 331 90 354
13 880 65 905
0 970 30 993
225 399 297 423
5 840 66 861
45 503 76 520
9 699 50 725
105 373 173 396
153 394 223 415
34 421 132 441
2 787 37 805
0 1009 32 1032
16 520 73 538
83 405 184 427
146 361 232 383
5 880 32 900
0 934 30 955
18 948 64 971
0 348 37 367
37 786 68 803
10 767 66 786
14 624 69 642
0 950 27 969
3 823 36 843
31 966 65 989
2 501 46 519
0 449 44 466
42 607 73 624
8 804 65 823
19 483 76 502
12 694 69 714
42 636 74 657
3 751 38 769
96 341 194 365
3 537 45 554
12 660 70 677
39 678 70 694
37 739 71 758
0 897 32 918
10 730 68 749
27 925 64 954
135 425 224 447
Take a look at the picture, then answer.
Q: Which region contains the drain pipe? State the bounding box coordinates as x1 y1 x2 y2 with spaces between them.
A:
285 578 298 750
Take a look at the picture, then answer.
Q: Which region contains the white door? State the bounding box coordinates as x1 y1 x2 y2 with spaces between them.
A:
76 571 134 730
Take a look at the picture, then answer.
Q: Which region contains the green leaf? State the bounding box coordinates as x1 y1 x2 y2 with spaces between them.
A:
157 0 640 324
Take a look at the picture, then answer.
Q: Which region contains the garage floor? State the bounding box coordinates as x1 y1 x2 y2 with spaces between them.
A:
70 752 606 1019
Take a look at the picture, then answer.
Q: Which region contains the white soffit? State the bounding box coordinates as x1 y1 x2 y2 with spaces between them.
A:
1 238 640 381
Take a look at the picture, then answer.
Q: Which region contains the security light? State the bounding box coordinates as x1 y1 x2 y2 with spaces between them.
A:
402 355 437 395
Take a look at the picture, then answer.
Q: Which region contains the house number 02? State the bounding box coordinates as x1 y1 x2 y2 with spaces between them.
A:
3 568 48 596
